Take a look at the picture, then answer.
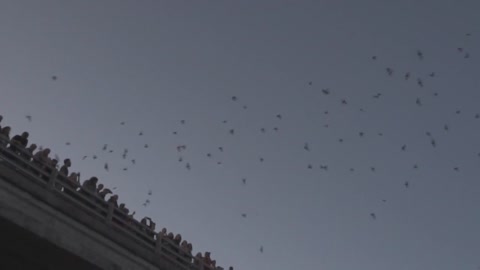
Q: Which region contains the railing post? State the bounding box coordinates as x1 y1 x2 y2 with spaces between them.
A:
48 169 58 191
106 202 114 225
155 233 163 254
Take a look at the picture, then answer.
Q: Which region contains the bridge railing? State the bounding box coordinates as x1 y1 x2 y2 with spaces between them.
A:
0 143 218 270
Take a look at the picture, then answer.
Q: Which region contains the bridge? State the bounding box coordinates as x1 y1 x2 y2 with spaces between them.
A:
0 143 221 270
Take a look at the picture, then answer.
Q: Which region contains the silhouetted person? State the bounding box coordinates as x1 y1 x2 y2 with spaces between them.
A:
107 194 119 208
22 143 37 160
32 148 51 180
59 158 71 177
0 126 11 146
193 252 203 268
204 252 213 269
82 177 98 195
64 172 81 198
9 131 29 154
47 158 58 175
119 203 129 214
179 240 192 264
97 184 112 200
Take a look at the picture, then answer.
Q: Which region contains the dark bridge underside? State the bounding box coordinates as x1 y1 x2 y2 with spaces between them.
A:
0 216 102 270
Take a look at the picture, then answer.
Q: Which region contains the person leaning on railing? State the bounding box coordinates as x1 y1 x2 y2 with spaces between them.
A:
21 143 37 161
32 148 52 181
46 158 60 189
96 184 113 200
193 252 204 269
0 126 11 146
64 172 81 197
8 131 29 154
180 240 193 264
80 176 99 208
56 158 72 191
59 158 71 178
140 217 156 238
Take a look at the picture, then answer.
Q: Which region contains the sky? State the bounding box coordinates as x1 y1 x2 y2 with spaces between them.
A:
1 1 480 269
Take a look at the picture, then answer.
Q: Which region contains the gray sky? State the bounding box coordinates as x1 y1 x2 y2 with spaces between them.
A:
1 1 480 269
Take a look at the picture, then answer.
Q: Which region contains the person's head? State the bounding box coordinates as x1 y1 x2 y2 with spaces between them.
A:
1 126 11 135
0 115 3 122
161 228 167 234
28 144 37 151
97 184 104 190
205 252 211 258
43 148 51 155
174 234 182 241
69 172 77 178
51 159 58 166
21 132 29 138
195 252 202 258
167 232 174 238
119 203 125 208
64 158 71 167
229 267 234 270
90 177 98 184
187 243 193 252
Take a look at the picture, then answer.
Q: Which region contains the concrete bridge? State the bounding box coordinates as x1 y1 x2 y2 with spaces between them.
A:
0 144 214 270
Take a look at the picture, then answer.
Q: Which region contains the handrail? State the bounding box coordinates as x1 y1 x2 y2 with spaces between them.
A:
0 143 218 270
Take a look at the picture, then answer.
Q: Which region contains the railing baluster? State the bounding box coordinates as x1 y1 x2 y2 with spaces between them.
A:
48 169 58 191
106 201 114 225
155 233 163 254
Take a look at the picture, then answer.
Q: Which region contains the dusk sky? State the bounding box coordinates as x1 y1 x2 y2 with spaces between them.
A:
1 1 480 269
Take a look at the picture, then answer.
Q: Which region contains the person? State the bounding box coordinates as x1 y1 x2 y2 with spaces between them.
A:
59 158 71 177
9 131 29 153
46 158 58 177
166 232 174 242
180 240 192 264
0 115 3 130
46 159 60 189
82 176 98 194
187 243 193 255
193 253 203 268
97 184 113 200
159 227 167 237
204 252 213 268
67 172 80 188
0 126 11 146
32 148 51 180
80 176 99 210
64 172 81 198
119 203 129 215
107 194 119 208
22 143 37 160
174 234 182 246
170 233 182 261
33 148 50 165
57 158 72 190
96 184 104 194
99 188 113 200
